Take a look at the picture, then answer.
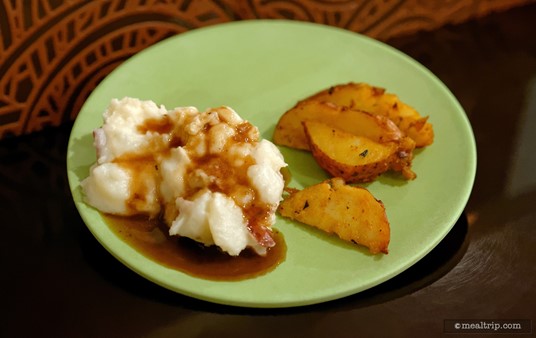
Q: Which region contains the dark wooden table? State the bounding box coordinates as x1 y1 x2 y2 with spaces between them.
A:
2 4 535 337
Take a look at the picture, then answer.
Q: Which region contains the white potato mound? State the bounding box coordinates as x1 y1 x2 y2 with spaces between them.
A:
93 97 172 163
81 97 288 256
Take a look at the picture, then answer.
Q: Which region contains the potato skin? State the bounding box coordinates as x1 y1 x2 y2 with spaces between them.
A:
278 178 390 254
306 82 434 148
272 82 434 255
273 100 403 150
303 120 415 183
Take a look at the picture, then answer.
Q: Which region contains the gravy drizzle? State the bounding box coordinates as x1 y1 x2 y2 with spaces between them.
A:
103 109 287 281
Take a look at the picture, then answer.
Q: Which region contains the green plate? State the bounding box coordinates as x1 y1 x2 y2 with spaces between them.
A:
67 20 476 308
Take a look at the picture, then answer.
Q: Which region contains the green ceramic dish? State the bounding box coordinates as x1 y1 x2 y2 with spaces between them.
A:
67 20 476 308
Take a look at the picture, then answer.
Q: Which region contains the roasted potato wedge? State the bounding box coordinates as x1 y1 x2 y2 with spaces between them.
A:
278 178 390 254
306 82 434 147
273 100 404 150
303 120 416 182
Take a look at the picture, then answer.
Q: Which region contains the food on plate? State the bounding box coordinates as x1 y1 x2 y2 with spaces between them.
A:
303 120 416 182
81 82 429 263
81 97 288 257
273 100 405 151
278 178 390 254
273 81 435 254
305 82 434 147
272 82 432 182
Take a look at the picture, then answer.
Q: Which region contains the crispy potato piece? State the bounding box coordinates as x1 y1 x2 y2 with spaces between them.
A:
306 82 434 147
278 178 389 254
303 120 415 182
273 100 404 150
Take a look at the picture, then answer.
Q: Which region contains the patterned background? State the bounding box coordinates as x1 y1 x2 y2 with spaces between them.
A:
0 0 532 138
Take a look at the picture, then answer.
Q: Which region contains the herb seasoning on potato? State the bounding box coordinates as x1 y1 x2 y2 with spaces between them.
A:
274 82 434 254
278 178 390 254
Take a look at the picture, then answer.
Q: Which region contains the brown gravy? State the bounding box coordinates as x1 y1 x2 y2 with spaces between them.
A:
103 214 286 281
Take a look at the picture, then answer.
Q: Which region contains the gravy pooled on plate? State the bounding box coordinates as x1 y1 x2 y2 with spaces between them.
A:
104 214 286 281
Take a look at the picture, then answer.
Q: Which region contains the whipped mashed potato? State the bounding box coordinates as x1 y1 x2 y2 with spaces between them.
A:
81 97 287 256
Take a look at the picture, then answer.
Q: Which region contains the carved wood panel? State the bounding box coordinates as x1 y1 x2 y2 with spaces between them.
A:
0 0 531 138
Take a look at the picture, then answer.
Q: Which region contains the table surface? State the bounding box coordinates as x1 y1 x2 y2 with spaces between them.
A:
2 4 535 337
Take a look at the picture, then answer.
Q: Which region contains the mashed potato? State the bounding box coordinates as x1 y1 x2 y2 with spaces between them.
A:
81 97 287 256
